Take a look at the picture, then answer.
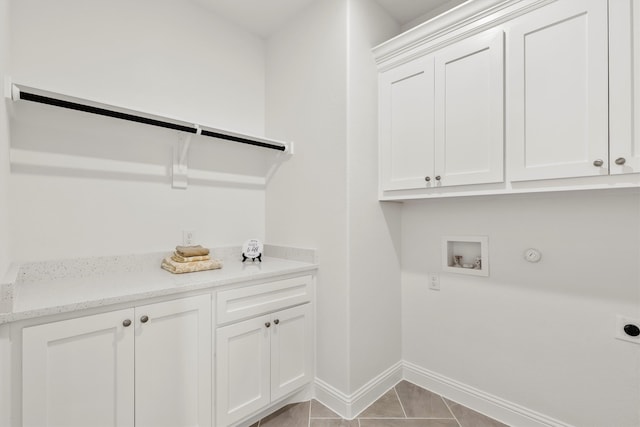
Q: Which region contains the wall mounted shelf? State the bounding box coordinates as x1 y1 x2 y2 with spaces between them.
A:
7 82 290 153
5 79 292 189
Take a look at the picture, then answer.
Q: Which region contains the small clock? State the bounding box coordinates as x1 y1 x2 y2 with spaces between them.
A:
524 248 542 263
242 239 263 262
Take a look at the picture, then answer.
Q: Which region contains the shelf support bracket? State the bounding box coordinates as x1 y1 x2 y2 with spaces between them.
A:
172 125 200 189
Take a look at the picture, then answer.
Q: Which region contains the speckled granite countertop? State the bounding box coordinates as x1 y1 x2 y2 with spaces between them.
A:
0 245 317 324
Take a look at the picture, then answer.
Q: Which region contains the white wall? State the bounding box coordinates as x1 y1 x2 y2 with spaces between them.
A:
346 0 402 393
0 3 10 427
401 190 640 427
0 0 9 275
0 0 10 422
265 0 351 393
8 0 269 261
401 0 468 32
10 0 265 133
266 0 405 399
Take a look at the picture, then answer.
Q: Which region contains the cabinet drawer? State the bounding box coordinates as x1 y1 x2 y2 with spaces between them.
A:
216 276 312 324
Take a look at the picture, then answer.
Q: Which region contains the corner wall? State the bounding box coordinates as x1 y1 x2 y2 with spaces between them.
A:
0 0 9 275
0 2 10 425
7 0 269 261
346 0 402 393
265 0 351 393
266 0 405 403
401 190 640 427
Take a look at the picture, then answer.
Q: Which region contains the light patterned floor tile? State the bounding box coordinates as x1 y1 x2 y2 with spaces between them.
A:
359 389 406 418
395 381 454 419
443 398 509 427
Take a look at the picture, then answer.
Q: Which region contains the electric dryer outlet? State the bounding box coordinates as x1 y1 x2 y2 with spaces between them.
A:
615 315 640 345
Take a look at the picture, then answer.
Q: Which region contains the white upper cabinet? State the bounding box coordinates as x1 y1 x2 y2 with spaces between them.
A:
434 29 504 187
379 56 435 191
375 0 640 199
609 0 640 175
506 0 609 181
379 27 504 192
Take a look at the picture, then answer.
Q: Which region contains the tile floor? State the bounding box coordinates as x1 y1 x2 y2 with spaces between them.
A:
250 381 509 427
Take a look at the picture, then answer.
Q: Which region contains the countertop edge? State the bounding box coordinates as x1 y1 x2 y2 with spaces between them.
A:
0 263 318 325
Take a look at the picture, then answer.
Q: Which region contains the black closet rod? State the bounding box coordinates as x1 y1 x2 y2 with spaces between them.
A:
18 90 287 152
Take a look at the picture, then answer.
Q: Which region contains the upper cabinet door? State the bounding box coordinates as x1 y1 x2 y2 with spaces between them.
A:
434 29 504 187
609 0 640 175
507 0 609 181
379 56 435 191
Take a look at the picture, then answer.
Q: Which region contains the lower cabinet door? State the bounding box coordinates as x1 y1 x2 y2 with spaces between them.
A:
216 314 271 427
22 309 135 427
135 294 212 427
270 304 313 401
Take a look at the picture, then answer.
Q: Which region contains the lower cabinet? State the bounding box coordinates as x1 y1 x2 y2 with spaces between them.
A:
20 275 315 427
215 303 313 427
22 294 212 427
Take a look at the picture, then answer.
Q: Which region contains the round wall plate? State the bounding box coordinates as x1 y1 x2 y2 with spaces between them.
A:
524 248 542 263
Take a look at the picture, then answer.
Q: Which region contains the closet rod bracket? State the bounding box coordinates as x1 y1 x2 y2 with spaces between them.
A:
172 126 200 189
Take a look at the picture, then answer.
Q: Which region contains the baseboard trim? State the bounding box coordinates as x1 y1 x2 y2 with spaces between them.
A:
314 361 573 427
403 361 574 427
314 361 403 419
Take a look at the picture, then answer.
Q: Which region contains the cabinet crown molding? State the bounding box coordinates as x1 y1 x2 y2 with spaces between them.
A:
373 0 553 70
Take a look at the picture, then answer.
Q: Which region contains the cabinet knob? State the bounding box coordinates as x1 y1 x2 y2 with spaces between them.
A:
435 175 441 181
424 176 431 182
122 319 132 327
593 159 604 167
140 315 149 323
615 157 626 165
274 319 280 325
265 322 271 328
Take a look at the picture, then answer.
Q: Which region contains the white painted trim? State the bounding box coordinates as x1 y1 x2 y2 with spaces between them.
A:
314 361 403 419
348 362 404 418
313 377 351 419
314 360 573 425
401 0 469 33
373 0 555 70
379 174 640 201
403 361 575 427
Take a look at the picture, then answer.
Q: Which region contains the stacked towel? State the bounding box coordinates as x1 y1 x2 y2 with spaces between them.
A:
161 245 223 274
175 245 210 257
172 253 210 263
